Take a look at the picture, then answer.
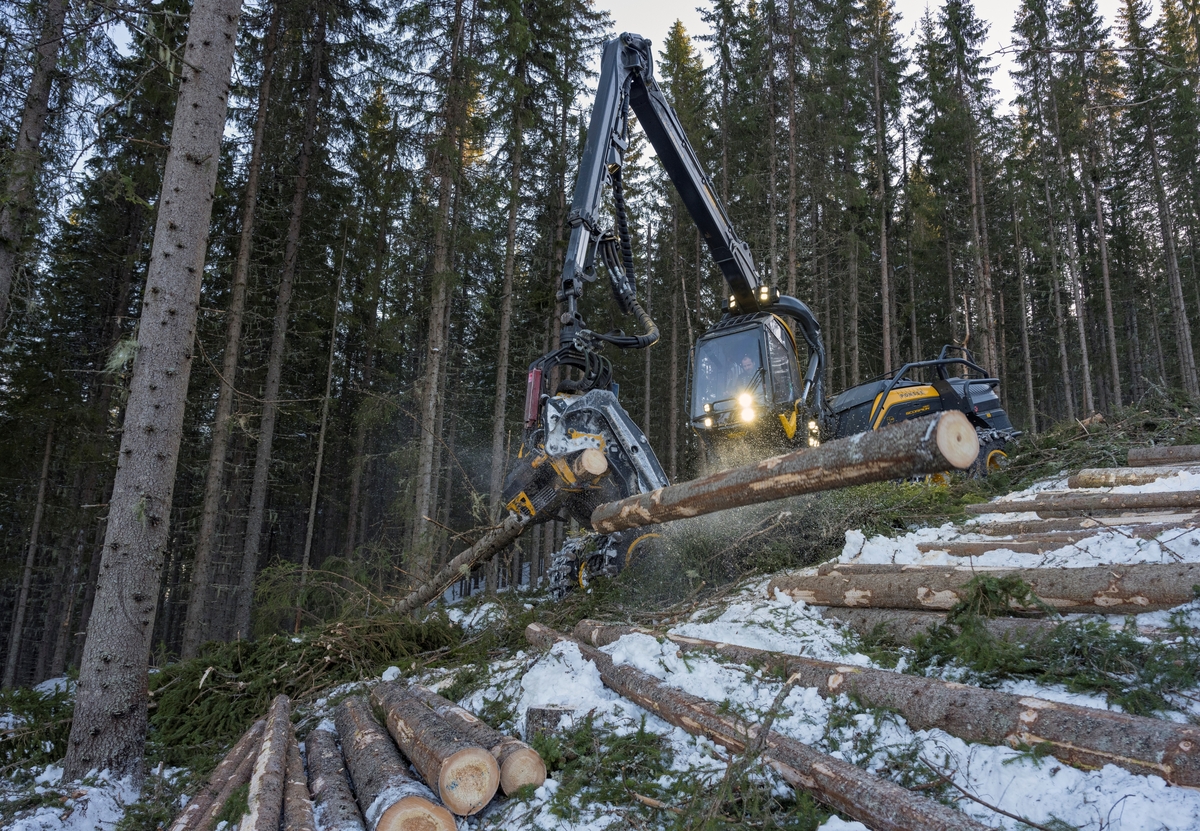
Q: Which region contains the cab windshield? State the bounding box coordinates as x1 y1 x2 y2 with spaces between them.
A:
691 329 767 418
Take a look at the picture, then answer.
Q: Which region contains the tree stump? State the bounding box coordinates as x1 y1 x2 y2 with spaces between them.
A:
245 694 291 831
334 697 455 831
371 682 499 815
304 727 365 831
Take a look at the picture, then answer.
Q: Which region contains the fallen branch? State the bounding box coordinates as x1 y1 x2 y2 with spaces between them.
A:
574 620 1200 786
918 757 1057 831
526 622 992 831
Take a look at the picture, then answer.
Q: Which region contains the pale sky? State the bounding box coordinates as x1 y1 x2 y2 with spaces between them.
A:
599 0 1132 111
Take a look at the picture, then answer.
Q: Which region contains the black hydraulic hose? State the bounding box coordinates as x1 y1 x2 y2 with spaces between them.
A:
611 164 637 288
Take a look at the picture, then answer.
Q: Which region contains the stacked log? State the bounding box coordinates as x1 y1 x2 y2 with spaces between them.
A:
245 695 292 831
334 696 456 831
1129 445 1200 466
768 562 1200 614
403 683 546 794
370 682 500 815
305 727 366 831
818 607 1061 644
284 731 317 831
168 719 266 831
964 491 1200 516
968 513 1198 535
574 620 1200 786
526 622 992 831
1068 465 1200 488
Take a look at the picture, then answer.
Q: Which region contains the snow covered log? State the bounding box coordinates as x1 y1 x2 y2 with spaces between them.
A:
371 682 500 815
305 727 366 831
818 607 1060 643
1128 445 1200 466
168 718 265 831
333 696 456 831
404 684 546 794
245 694 291 831
574 620 1200 786
526 623 991 831
1068 466 1200 488
284 729 316 831
970 513 1198 536
392 512 528 617
964 491 1200 515
591 411 979 534
768 562 1200 614
913 525 1183 555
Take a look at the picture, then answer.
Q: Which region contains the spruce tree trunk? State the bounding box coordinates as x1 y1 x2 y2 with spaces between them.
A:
1042 166 1077 422
3 427 53 688
0 0 68 332
848 235 859 385
669 281 679 481
235 7 326 640
1012 205 1037 433
183 0 282 659
61 0 242 783
786 3 798 298
873 53 892 374
1089 146 1122 406
49 528 84 678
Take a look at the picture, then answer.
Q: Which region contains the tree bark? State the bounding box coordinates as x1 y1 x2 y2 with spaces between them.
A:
392 513 527 616
305 727 366 831
403 684 545 795
333 697 455 831
3 426 53 688
874 53 892 375
972 513 1198 536
574 620 1200 786
1129 445 1200 466
525 624 989 831
965 491 1200 515
61 0 242 783
592 411 978 533
169 719 265 831
525 705 575 743
819 607 1060 644
0 0 68 331
1011 204 1037 433
371 682 499 816
768 562 1200 614
182 0 282 660
848 234 859 385
1068 466 1200 487
914 525 1187 555
235 7 326 641
1090 148 1122 407
786 4 798 298
284 729 317 831
245 695 291 831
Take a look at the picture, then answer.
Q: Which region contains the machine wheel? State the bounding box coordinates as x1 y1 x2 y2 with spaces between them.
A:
970 438 1009 477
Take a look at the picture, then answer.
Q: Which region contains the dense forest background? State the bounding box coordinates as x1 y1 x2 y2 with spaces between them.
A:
1 0 1197 687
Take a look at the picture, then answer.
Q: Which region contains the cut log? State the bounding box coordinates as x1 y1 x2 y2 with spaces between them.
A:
392 512 528 617
571 620 1200 786
370 682 500 815
246 694 291 831
914 525 1188 556
283 730 316 831
404 684 545 795
168 718 265 831
818 608 1061 644
968 513 1199 536
964 491 1200 515
1068 465 1200 488
816 563 1010 576
769 562 1200 614
591 411 979 534
1128 445 1200 466
304 727 366 831
525 623 990 831
525 706 575 743
333 697 455 831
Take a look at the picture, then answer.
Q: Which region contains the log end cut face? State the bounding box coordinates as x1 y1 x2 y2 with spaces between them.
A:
936 410 980 470
377 795 457 831
439 747 500 815
499 747 547 795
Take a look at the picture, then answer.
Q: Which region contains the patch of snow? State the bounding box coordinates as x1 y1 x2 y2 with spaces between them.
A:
6 767 139 831
381 666 401 682
32 678 70 696
446 601 505 631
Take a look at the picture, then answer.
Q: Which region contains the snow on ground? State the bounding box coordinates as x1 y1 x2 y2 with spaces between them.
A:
3 767 140 831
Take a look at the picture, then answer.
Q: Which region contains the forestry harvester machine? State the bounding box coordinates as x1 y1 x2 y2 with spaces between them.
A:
500 33 1015 595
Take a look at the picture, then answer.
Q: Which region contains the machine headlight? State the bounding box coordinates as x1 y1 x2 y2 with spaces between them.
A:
703 416 713 428
704 402 711 413
807 420 818 431
740 407 755 423
738 392 753 408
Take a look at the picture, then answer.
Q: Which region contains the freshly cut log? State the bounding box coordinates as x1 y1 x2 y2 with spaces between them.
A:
572 620 1200 786
392 513 528 617
333 697 455 831
913 527 1184 556
1069 465 1200 488
404 684 546 795
168 718 265 831
592 411 979 534
526 623 990 831
964 491 1200 515
1128 445 1200 466
304 727 366 831
969 514 1198 536
283 730 316 831
525 706 575 742
246 695 291 831
816 563 1009 576
371 682 500 815
768 562 1200 614
818 608 1061 643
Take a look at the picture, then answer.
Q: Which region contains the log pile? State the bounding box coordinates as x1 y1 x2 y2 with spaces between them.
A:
526 622 991 831
573 620 1200 786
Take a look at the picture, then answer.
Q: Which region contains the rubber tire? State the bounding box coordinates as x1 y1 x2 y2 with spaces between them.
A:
970 438 1008 478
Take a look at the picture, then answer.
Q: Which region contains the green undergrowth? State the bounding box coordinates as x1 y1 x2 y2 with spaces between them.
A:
0 684 73 778
857 575 1200 716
